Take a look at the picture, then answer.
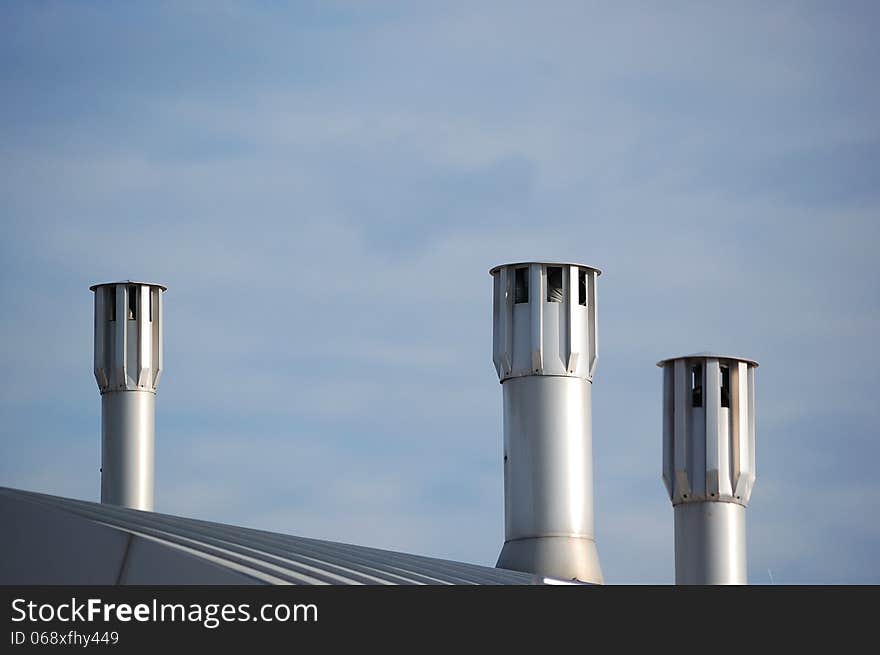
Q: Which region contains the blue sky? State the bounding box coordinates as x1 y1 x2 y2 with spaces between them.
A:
1 1 878 583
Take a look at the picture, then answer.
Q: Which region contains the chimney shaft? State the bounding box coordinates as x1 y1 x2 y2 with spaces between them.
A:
658 354 758 584
91 282 166 511
490 262 602 583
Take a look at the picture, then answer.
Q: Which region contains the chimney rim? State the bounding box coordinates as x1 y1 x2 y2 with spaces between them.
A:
656 353 759 368
489 262 602 277
89 281 168 292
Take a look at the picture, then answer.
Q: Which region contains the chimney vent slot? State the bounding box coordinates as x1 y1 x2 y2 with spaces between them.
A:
691 364 703 407
107 288 116 321
547 266 563 303
127 285 137 320
720 365 730 408
514 267 529 304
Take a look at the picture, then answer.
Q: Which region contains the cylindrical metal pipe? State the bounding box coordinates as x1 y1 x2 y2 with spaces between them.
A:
91 281 165 512
498 375 601 582
491 262 602 584
674 502 746 584
658 353 757 585
101 391 155 510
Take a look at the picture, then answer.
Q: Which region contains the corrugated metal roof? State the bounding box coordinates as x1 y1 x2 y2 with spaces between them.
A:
0 487 539 585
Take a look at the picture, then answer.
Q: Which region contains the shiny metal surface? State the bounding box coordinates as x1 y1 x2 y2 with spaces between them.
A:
491 262 603 584
489 262 602 277
492 262 599 381
90 280 168 292
657 352 759 368
674 502 746 585
0 488 544 585
501 377 595 539
101 391 155 511
659 355 757 506
92 282 164 394
659 354 757 585
497 536 601 584
92 281 165 511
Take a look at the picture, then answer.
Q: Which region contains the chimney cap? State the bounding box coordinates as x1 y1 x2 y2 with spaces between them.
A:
89 281 167 292
489 262 602 276
656 352 759 368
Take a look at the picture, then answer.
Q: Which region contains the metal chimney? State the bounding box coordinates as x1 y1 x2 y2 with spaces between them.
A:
490 262 602 583
91 281 166 511
658 353 757 584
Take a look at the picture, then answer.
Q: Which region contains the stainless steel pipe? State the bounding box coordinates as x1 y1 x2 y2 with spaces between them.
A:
674 502 746 584
100 391 155 510
659 354 758 585
91 281 165 511
491 262 602 583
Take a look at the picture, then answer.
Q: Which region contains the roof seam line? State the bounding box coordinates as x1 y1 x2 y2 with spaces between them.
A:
115 533 134 585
